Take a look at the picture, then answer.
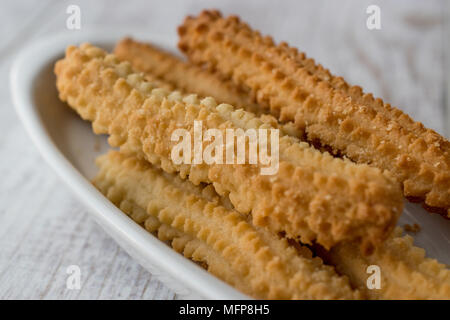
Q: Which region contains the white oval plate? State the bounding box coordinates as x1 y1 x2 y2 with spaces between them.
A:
10 30 249 300
10 31 450 300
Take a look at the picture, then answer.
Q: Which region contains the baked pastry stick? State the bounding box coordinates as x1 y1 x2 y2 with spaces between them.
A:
316 228 450 300
93 151 251 296
114 38 263 115
93 150 360 300
178 10 450 215
114 37 302 136
55 43 403 252
109 40 450 300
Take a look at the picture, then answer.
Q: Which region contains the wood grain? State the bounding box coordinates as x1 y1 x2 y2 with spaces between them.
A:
0 0 447 299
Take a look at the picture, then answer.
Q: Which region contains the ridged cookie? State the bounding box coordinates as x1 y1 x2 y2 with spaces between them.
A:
178 9 450 214
94 150 360 299
55 43 403 252
114 37 263 115
317 228 450 300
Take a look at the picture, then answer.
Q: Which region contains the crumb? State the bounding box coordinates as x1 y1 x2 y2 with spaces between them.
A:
194 260 209 270
404 223 421 233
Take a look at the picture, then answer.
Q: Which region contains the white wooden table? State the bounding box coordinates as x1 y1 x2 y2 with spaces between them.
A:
0 0 448 299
